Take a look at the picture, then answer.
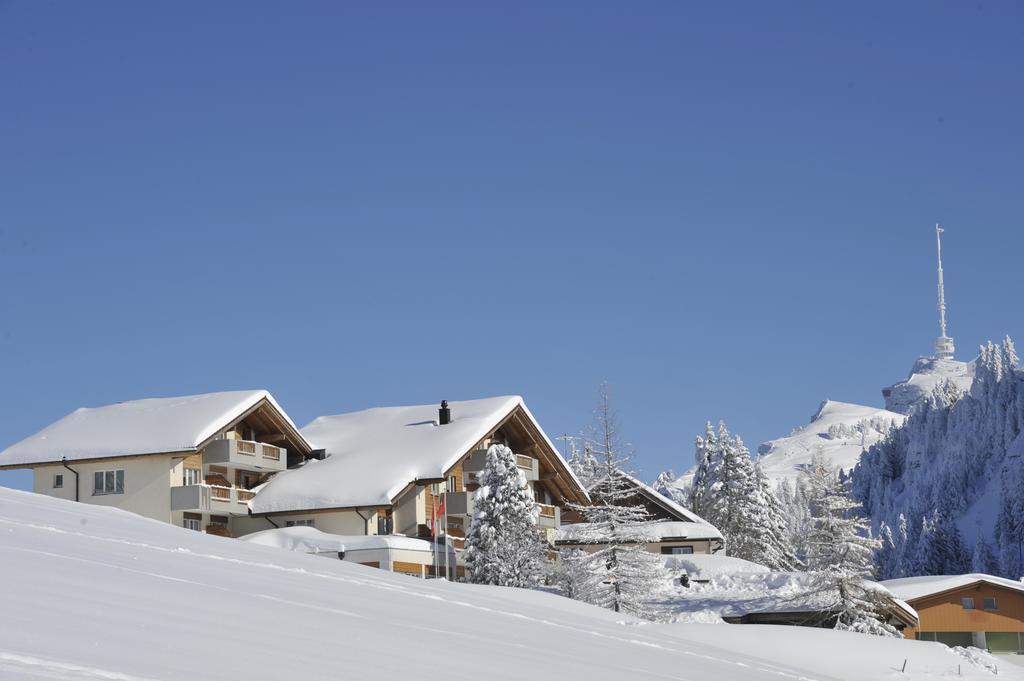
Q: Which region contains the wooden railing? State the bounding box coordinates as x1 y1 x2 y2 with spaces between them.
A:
236 489 255 502
210 485 231 500
538 503 556 518
237 441 256 455
261 445 281 461
516 455 534 469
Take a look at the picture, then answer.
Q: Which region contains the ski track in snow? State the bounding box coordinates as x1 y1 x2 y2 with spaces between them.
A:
0 653 166 681
0 514 842 681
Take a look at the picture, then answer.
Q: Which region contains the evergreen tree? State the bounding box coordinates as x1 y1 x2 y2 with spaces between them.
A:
972 537 999 575
802 452 900 637
567 440 602 489
751 458 802 570
464 444 547 588
919 509 970 575
690 421 798 569
778 477 813 566
563 384 670 620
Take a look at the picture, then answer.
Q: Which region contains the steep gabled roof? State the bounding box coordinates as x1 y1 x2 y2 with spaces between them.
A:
589 471 713 525
0 390 309 467
250 395 587 513
620 472 713 525
881 573 1024 602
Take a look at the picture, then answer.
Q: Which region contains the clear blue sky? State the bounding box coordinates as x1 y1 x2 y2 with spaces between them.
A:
1 2 1022 490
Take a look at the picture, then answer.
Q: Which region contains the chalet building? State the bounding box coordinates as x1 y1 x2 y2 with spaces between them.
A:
236 396 590 578
883 574 1024 653
0 391 313 535
554 472 724 556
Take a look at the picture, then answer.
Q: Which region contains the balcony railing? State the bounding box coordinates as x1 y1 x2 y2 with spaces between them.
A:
538 503 560 529
171 484 253 514
203 438 286 472
462 449 539 482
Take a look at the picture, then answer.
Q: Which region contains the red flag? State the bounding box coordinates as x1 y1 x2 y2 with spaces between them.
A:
433 493 446 535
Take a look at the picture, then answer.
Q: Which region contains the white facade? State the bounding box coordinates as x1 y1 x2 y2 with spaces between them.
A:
33 457 176 523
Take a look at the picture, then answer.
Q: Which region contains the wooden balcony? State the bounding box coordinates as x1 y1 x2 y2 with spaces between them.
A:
171 484 253 515
462 449 539 482
203 438 286 472
537 503 560 529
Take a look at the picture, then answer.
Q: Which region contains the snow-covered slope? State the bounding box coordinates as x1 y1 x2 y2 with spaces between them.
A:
0 487 1010 681
883 356 975 415
755 400 906 482
658 401 905 495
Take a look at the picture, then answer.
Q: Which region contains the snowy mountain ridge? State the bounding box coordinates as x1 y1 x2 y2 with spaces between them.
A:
755 400 906 483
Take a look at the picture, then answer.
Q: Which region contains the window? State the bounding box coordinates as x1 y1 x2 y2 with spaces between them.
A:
446 476 457 493
378 515 393 535
182 468 201 486
962 597 975 610
93 469 124 495
285 519 315 528
984 597 998 611
661 546 695 555
53 474 63 489
183 518 201 531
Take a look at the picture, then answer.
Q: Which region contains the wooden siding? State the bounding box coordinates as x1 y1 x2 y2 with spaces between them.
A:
206 523 231 538
393 561 426 577
359 561 381 569
182 453 202 469
903 582 1024 639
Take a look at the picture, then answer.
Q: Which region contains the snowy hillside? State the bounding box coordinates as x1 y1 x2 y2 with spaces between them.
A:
883 357 975 415
0 487 1010 681
755 400 906 482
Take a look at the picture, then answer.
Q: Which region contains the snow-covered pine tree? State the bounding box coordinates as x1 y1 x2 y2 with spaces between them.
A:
802 452 901 637
777 477 813 566
919 508 970 576
563 383 671 620
567 440 602 489
689 421 798 570
972 537 999 575
550 547 601 601
464 444 547 588
751 457 801 570
876 522 897 580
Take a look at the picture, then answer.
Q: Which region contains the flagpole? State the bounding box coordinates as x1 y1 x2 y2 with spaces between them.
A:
432 485 439 580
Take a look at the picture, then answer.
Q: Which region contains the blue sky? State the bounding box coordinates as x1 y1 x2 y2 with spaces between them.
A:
1 2 1022 490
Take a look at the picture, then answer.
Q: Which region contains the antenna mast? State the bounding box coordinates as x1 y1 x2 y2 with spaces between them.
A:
934 224 955 360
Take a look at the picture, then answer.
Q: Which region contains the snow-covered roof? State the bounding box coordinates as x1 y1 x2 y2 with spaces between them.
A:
251 395 583 512
619 472 712 525
239 526 346 554
881 573 1024 602
0 390 304 466
671 568 916 625
671 554 770 581
239 527 434 555
554 520 723 545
